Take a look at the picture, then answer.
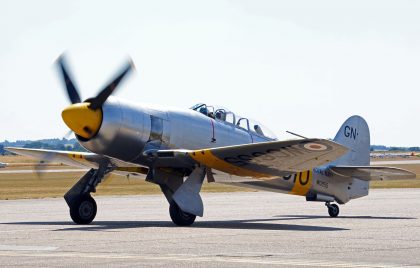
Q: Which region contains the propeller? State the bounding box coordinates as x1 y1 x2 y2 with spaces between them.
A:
57 55 134 108
89 60 134 110
57 54 135 139
34 130 75 178
35 54 135 178
57 57 81 104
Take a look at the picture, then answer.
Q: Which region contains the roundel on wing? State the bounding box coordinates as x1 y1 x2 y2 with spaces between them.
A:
302 143 329 151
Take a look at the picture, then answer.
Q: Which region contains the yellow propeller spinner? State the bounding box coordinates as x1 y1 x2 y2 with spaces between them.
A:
61 103 102 139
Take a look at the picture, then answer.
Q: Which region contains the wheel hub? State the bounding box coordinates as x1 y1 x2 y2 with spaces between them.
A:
79 201 94 219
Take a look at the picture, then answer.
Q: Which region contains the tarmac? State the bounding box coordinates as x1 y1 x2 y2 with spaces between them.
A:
371 160 420 165
0 190 420 267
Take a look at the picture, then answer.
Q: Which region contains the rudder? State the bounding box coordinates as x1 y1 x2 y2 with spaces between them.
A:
332 115 370 166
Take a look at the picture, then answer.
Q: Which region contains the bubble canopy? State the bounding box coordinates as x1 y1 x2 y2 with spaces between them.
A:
190 103 278 140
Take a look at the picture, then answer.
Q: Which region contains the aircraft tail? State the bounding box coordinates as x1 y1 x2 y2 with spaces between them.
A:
331 115 370 166
315 116 416 204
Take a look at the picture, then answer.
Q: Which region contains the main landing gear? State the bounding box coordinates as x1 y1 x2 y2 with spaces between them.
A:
64 161 110 225
169 201 196 226
69 194 97 224
148 166 206 227
326 202 340 217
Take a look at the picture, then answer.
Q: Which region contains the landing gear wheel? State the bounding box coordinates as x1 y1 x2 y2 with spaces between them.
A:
70 195 97 224
328 204 340 218
169 201 196 226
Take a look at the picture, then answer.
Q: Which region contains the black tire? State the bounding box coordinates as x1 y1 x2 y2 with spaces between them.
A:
169 201 196 226
70 195 97 224
328 204 339 218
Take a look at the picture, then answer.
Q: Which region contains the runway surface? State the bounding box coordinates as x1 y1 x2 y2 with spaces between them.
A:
0 190 420 267
371 160 420 165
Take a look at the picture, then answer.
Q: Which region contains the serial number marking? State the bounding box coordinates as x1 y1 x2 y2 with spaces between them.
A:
317 180 329 189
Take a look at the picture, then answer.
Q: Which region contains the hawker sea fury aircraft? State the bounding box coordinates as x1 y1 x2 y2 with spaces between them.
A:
6 56 416 226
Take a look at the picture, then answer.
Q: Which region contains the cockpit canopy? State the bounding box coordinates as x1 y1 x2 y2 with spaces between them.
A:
190 103 278 140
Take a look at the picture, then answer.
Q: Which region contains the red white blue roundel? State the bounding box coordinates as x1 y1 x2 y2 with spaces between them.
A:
303 143 328 151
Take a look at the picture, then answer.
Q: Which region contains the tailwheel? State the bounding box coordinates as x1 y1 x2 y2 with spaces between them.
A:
326 203 340 218
169 201 196 226
70 195 97 224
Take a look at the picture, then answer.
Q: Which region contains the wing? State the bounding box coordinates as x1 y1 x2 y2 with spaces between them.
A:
330 166 416 181
5 147 148 177
0 169 88 174
149 139 348 178
6 138 347 180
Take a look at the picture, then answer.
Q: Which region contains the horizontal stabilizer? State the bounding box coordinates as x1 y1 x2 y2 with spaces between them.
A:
330 166 416 181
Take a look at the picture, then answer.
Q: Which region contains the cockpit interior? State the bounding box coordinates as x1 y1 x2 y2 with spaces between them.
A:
190 103 277 140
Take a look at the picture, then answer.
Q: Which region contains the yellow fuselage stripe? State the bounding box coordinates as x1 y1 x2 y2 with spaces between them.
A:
188 150 272 178
289 170 313 196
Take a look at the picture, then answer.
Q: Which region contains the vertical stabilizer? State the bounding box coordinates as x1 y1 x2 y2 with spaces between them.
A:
332 115 370 166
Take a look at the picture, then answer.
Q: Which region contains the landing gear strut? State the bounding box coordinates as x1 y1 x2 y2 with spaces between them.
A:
64 161 111 225
147 166 206 226
326 202 340 217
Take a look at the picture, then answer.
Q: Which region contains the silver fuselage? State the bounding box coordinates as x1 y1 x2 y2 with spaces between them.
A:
79 98 270 163
78 98 367 204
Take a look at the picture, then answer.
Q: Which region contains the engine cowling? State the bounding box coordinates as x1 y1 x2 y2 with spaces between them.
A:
77 98 151 163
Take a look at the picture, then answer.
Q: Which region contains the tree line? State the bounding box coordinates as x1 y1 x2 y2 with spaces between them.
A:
0 139 87 155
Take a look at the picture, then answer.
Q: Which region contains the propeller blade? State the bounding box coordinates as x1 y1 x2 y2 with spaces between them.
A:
89 59 134 110
34 131 74 178
64 130 74 140
34 151 57 179
57 55 82 104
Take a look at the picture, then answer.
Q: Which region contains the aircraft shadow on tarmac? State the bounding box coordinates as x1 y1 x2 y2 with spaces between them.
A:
4 214 415 232
3 217 349 232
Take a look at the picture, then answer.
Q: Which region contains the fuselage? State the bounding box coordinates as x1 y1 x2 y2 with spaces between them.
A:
78 97 272 164
76 97 367 204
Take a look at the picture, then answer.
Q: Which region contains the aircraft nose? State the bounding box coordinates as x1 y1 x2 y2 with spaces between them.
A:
61 103 103 139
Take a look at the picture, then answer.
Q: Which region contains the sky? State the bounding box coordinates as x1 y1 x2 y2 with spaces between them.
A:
1 0 420 146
